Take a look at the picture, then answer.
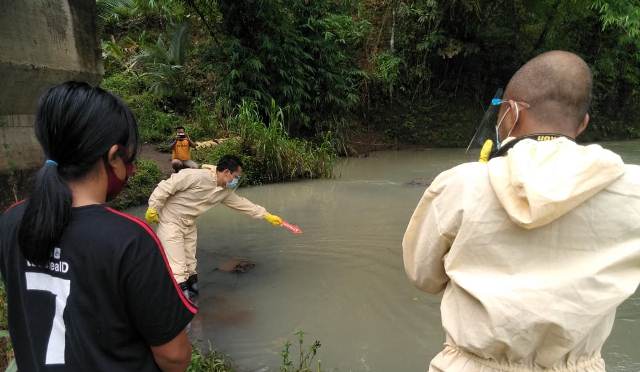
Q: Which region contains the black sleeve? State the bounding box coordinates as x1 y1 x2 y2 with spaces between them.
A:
121 231 196 346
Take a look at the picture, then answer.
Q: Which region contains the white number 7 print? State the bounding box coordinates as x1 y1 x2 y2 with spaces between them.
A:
26 272 70 365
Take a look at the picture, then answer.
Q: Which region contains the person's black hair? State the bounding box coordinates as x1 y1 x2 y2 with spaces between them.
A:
18 81 139 265
216 155 243 172
176 126 185 131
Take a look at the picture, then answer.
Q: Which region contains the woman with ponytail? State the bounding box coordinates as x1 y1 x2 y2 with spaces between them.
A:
0 82 196 371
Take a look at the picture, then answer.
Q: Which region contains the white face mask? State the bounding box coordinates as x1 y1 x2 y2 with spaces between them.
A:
494 100 529 149
226 176 240 189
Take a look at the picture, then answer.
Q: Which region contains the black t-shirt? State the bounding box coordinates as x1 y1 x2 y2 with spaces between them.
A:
0 203 197 371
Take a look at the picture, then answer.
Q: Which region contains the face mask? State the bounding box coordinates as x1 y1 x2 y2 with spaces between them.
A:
178 133 186 139
493 99 530 150
226 176 240 189
106 160 135 201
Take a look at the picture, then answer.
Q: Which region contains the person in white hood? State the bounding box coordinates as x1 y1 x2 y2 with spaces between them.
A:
403 50 640 371
145 155 286 299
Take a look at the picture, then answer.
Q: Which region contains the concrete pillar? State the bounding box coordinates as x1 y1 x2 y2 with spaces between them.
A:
0 0 103 171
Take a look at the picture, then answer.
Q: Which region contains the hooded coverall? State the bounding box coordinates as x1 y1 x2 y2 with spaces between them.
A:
403 137 640 371
148 166 267 283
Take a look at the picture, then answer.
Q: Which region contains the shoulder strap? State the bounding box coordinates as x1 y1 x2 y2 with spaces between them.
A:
491 133 575 159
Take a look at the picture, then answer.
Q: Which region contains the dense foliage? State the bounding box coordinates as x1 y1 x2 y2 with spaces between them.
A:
193 101 336 185
185 0 369 136
97 0 640 150
362 0 640 143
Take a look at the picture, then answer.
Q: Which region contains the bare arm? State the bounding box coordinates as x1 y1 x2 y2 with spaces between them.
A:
151 330 192 372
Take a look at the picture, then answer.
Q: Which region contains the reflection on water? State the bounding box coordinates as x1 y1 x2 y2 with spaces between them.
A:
132 140 640 371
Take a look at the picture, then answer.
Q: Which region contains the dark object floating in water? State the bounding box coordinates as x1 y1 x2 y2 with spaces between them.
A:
217 258 256 273
406 177 433 187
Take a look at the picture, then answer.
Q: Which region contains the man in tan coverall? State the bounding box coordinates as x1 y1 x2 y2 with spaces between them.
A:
403 51 640 371
145 155 284 298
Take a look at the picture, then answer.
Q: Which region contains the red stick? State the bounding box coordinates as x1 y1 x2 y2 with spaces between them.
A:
281 220 303 234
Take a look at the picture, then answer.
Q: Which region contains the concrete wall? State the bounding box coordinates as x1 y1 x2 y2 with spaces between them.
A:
0 0 102 171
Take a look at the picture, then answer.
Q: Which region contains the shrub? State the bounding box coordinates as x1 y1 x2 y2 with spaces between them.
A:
280 331 323 372
101 73 184 143
188 344 234 372
193 101 336 186
101 71 145 98
127 94 184 143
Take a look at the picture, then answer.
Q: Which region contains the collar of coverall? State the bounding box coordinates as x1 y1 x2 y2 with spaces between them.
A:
490 133 576 159
200 164 223 189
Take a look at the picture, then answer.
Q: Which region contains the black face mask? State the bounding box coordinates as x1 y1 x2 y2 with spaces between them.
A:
178 134 186 139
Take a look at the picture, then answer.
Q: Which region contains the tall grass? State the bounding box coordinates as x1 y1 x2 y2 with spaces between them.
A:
280 331 323 372
194 100 336 186
188 344 234 372
187 331 325 372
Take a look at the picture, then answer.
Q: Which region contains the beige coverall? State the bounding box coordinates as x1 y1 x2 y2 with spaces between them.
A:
403 137 640 371
148 166 267 283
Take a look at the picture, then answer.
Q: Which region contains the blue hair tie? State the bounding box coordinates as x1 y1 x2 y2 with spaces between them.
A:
45 159 58 167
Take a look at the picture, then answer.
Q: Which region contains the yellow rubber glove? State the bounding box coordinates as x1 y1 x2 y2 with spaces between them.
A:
145 207 160 224
264 213 283 226
479 139 494 163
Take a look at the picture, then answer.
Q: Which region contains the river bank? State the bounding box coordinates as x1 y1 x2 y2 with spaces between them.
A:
0 127 398 212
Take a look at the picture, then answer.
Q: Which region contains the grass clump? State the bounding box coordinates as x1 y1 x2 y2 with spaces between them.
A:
280 330 323 372
188 344 234 372
194 100 336 186
102 73 184 143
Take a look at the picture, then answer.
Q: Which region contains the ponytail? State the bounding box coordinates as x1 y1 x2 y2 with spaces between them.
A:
18 163 72 265
15 81 139 266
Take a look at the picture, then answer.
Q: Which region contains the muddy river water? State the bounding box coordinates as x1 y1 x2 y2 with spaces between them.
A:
132 140 640 371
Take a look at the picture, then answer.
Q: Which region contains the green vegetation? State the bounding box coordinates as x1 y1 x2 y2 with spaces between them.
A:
193 101 336 185
280 331 323 372
187 344 234 372
2 1 637 368
361 0 640 144
206 0 369 136
187 330 326 372
98 0 351 189
97 0 640 154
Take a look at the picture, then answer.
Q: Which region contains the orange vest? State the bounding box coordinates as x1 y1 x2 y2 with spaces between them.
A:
172 139 191 160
